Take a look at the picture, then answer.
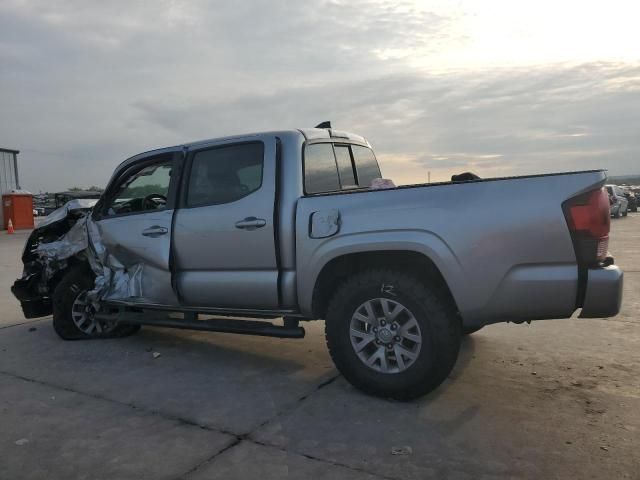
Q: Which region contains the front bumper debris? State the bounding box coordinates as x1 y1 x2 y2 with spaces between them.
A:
11 274 52 318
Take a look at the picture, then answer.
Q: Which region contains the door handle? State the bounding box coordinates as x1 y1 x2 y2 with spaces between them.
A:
141 226 168 237
235 217 266 230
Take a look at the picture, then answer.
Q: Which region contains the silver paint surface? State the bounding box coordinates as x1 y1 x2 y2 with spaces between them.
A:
39 128 620 327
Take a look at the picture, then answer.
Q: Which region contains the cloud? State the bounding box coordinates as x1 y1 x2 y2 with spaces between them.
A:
0 1 638 190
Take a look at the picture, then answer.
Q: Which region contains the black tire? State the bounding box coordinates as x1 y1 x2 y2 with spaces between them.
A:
622 207 628 217
614 208 620 218
52 265 141 340
325 269 461 400
462 325 484 335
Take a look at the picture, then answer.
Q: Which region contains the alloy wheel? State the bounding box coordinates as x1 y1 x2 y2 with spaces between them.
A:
349 298 422 374
71 291 115 336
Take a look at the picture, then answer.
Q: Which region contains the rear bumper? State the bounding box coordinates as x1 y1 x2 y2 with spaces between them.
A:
579 265 623 318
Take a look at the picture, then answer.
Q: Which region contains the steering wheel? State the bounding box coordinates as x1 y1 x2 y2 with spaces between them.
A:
142 193 167 210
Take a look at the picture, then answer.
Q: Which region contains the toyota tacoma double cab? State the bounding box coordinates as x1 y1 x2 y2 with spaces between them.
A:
12 125 623 400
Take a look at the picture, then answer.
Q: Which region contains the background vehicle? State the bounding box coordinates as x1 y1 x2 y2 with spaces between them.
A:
606 185 628 217
623 190 638 212
42 190 103 215
12 126 623 400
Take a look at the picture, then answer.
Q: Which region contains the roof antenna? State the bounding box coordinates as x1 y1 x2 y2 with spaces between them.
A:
315 121 332 129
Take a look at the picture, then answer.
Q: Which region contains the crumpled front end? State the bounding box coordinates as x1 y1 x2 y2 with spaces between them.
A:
11 201 143 318
11 202 89 318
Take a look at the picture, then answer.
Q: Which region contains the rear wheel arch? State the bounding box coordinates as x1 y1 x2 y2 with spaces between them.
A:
311 250 460 320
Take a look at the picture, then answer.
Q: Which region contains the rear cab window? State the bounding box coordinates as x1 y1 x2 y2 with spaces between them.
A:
351 145 382 187
304 142 381 195
334 145 357 188
304 144 340 194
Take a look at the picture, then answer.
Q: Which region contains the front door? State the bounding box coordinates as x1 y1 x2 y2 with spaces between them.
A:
93 151 181 305
172 136 279 309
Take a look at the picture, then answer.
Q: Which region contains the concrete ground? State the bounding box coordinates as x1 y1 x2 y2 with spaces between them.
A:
0 215 638 479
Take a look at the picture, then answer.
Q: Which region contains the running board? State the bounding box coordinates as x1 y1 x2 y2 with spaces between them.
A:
103 299 304 319
95 311 305 339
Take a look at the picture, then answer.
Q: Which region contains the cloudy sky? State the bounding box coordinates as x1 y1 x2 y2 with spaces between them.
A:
1 0 639 192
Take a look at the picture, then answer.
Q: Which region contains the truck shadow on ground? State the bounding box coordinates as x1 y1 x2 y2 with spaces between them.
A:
133 324 479 402
133 324 478 380
131 325 333 374
7 321 496 437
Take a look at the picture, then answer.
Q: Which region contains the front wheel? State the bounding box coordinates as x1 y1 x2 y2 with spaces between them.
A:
53 265 140 340
325 269 461 400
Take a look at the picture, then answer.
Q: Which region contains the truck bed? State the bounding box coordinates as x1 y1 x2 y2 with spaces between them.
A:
295 169 608 325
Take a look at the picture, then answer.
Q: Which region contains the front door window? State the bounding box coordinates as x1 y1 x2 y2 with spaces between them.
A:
105 156 173 217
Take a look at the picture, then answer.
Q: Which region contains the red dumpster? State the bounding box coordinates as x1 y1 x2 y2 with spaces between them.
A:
3 192 34 230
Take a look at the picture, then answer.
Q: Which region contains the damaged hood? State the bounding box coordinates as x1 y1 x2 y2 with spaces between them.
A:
38 199 98 229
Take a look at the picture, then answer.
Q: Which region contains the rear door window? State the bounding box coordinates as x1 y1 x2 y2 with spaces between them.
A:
351 145 381 187
187 142 264 207
304 143 340 194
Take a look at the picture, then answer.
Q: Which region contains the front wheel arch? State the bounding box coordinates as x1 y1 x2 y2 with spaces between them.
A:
52 265 140 340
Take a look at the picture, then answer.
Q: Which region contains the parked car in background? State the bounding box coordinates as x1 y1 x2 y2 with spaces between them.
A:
606 185 628 217
42 190 103 215
623 190 637 212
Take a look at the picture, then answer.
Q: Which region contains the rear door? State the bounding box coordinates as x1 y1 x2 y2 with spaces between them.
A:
172 136 280 308
92 150 182 305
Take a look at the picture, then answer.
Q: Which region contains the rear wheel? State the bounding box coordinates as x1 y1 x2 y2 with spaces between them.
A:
53 266 140 340
325 269 461 400
623 206 628 217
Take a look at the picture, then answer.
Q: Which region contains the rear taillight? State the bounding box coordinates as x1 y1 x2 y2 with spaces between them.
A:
563 187 610 264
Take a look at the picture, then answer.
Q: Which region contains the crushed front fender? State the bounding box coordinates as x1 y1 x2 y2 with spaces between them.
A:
11 201 146 320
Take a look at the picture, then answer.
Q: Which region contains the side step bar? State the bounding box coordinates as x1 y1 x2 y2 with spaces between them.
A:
103 298 305 319
95 311 305 339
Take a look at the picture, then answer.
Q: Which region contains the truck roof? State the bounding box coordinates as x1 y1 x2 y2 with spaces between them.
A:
119 128 370 172
185 128 369 149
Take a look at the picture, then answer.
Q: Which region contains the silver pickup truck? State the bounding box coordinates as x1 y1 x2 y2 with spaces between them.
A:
12 126 623 399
